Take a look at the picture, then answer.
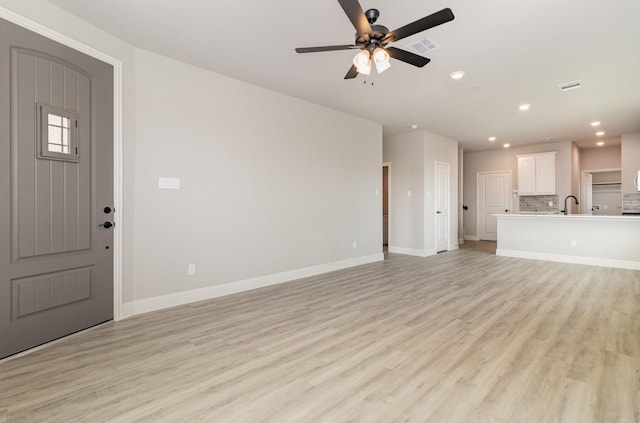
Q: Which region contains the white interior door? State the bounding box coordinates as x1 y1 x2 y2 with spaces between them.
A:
435 161 450 252
477 171 511 241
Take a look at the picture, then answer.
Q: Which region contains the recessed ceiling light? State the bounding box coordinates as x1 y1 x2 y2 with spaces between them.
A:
590 121 601 127
518 104 530 111
411 124 418 129
488 137 496 142
597 141 605 146
450 71 465 80
596 131 605 136
503 143 510 148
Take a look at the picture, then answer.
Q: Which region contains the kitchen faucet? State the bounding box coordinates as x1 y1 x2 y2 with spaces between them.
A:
562 195 579 215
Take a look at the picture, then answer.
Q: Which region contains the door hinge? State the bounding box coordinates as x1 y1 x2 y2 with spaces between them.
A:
75 147 78 154
75 120 78 128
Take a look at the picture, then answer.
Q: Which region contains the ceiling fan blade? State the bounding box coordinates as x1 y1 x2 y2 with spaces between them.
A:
295 45 360 53
386 47 431 67
338 0 372 36
344 64 359 79
384 8 455 43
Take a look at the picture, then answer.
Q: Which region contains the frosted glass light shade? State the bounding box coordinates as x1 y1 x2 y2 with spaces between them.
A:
373 48 391 73
353 50 371 75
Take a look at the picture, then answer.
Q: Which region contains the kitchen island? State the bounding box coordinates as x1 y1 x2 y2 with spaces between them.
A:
495 214 640 270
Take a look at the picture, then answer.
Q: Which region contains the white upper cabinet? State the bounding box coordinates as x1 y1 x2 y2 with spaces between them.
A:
517 156 537 194
534 153 556 194
517 152 556 195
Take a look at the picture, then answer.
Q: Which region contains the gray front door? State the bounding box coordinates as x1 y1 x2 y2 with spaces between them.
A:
0 18 114 359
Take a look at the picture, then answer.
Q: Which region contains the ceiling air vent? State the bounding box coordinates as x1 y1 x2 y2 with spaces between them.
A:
406 38 440 55
558 80 582 92
539 137 556 142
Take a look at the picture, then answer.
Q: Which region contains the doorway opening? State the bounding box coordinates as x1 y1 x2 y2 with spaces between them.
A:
581 168 622 215
382 163 390 252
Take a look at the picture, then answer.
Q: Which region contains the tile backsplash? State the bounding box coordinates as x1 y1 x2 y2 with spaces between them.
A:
623 193 640 213
519 194 559 213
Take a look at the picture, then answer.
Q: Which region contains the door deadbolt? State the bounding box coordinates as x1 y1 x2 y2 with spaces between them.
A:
103 206 113 214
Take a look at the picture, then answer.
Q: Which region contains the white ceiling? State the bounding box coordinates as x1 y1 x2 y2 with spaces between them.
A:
47 0 640 152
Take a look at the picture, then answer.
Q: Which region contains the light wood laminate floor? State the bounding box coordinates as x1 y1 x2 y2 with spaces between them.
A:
1 242 639 422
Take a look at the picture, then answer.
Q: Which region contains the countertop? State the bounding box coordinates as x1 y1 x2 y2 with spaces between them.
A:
495 213 640 221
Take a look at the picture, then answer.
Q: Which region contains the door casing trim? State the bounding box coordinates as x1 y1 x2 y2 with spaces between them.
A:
382 162 391 250
434 161 451 252
0 7 124 320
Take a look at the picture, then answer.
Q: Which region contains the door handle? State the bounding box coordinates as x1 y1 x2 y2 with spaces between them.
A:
100 221 114 229
437 211 442 214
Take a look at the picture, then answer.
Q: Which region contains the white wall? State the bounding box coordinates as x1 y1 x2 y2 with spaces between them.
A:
591 171 621 183
622 133 640 194
591 187 622 216
580 144 621 170
131 49 382 301
1 1 384 315
383 132 425 253
383 130 458 256
463 140 572 238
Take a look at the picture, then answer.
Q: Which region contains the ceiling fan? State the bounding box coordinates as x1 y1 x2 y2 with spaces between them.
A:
295 0 455 79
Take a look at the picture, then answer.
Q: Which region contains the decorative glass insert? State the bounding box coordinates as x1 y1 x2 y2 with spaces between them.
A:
38 104 78 162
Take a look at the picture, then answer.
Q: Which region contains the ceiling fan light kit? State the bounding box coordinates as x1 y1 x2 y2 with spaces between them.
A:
295 0 455 79
373 47 391 73
353 50 372 75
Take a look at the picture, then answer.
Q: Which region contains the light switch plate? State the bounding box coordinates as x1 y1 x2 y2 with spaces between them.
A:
159 177 180 189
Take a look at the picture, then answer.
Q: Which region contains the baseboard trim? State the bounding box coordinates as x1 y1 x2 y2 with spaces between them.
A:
464 235 480 241
496 249 640 271
123 253 384 317
388 246 436 257
121 302 135 320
